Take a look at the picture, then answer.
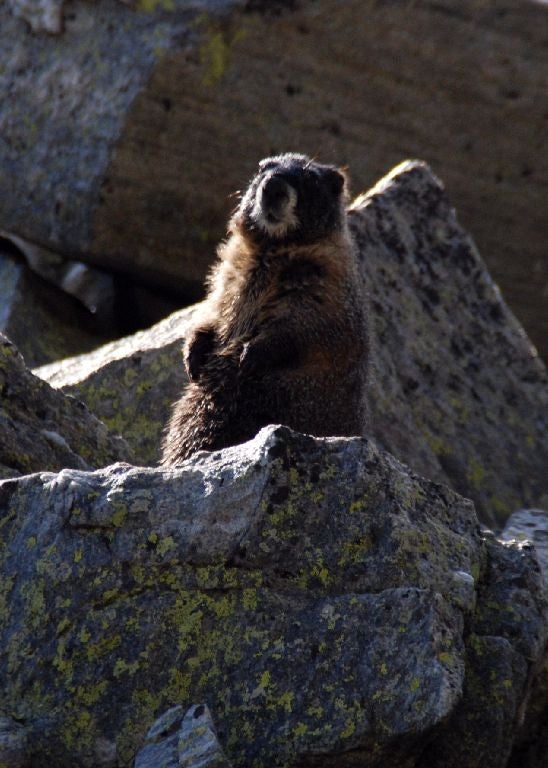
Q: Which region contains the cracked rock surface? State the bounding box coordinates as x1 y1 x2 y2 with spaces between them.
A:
0 426 545 767
0 333 132 478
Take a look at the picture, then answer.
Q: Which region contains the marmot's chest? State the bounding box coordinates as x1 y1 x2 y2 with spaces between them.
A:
237 254 329 311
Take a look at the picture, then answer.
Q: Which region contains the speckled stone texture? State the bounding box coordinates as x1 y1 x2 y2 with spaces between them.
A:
0 245 110 367
0 333 132 478
37 162 548 529
0 426 545 768
134 704 231 768
502 509 548 768
0 717 28 768
36 306 196 465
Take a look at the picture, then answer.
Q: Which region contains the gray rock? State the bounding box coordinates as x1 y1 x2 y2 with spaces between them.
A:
353 161 548 529
36 306 195 465
1 0 547 357
5 233 116 322
37 162 548 529
0 333 132 478
501 509 548 768
0 717 29 768
134 704 232 768
0 245 111 367
420 532 547 768
7 0 64 34
501 509 548 587
0 426 545 767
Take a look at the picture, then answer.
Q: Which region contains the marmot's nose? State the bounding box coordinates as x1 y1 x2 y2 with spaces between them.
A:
261 175 290 212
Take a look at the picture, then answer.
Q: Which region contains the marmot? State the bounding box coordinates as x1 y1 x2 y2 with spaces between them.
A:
161 153 369 465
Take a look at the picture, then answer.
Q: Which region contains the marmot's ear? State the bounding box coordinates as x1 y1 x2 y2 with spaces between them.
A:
324 167 346 195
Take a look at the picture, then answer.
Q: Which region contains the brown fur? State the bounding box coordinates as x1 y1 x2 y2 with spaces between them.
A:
161 160 369 465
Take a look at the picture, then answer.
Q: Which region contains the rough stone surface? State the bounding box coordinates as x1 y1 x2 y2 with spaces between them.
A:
37 162 548 528
501 509 548 586
134 704 232 768
1 0 546 357
0 717 29 768
7 0 64 34
4 233 117 323
0 333 132 478
419 532 547 768
502 509 548 768
36 306 196 465
0 426 545 768
351 161 548 529
0 245 111 367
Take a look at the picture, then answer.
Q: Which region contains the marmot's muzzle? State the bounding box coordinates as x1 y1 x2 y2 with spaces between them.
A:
261 175 292 220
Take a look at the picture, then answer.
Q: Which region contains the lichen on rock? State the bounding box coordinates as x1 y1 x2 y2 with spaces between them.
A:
0 426 544 767
0 333 132 478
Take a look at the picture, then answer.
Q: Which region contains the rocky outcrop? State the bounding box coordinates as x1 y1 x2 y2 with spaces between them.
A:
502 509 548 585
503 508 548 768
0 334 132 478
134 704 232 768
1 0 546 357
36 306 195 465
0 426 545 768
0 717 28 768
37 161 548 529
0 243 113 367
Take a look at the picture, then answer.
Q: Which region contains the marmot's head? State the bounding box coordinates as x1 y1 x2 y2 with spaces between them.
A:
235 153 348 244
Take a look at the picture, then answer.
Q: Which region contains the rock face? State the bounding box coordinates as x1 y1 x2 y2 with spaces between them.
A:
37 161 548 529
503 509 548 585
1 0 547 357
0 426 545 768
0 717 28 768
134 704 232 768
0 244 111 367
502 508 548 768
36 307 195 465
0 334 132 478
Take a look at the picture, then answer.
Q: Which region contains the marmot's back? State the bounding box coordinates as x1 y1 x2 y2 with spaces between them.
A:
161 153 369 465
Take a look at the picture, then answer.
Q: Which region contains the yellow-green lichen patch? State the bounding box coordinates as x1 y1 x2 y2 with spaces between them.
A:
192 14 247 88
20 579 46 630
85 633 122 662
111 502 127 528
60 708 96 752
337 535 372 567
136 0 175 12
409 676 421 692
467 457 486 489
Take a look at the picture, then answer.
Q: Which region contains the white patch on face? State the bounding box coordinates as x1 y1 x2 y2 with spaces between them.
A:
251 181 298 238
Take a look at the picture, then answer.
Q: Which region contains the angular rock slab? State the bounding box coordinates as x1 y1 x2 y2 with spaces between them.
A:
0 426 544 768
0 717 29 768
0 426 478 767
134 704 232 768
0 245 111 367
2 1 547 358
36 306 195 465
37 162 548 528
502 509 548 768
502 509 548 587
351 160 548 529
0 334 132 478
420 532 547 768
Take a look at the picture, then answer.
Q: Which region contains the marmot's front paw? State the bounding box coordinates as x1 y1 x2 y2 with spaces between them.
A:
185 329 216 381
